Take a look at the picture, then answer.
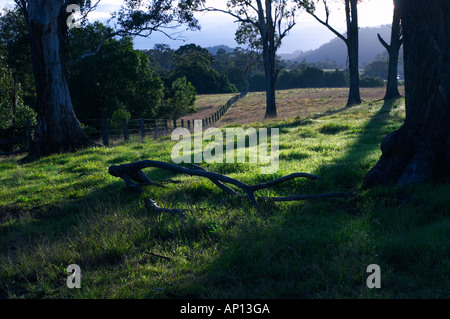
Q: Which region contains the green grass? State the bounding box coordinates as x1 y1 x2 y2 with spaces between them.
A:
1 96 449 299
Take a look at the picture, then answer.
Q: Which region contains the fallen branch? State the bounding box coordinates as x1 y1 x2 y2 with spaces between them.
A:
144 198 187 221
259 192 356 202
108 161 354 208
145 251 173 261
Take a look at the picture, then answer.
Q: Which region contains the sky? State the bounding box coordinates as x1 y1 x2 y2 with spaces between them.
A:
0 0 394 54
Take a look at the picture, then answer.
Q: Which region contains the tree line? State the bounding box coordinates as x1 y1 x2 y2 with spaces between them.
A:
1 6 386 131
0 0 448 188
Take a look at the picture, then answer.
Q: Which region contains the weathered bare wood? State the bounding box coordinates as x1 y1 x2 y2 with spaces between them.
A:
144 198 186 221
259 192 356 202
108 161 354 209
145 251 173 261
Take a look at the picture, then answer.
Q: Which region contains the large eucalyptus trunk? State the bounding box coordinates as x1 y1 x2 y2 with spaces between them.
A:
25 0 92 159
363 0 450 187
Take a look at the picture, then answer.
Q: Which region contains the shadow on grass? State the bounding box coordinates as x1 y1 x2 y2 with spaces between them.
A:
0 179 146 298
2 98 423 299
310 98 400 191
178 99 405 298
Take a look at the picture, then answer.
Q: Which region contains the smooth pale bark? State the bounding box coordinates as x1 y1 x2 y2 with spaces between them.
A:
363 0 450 187
26 0 92 159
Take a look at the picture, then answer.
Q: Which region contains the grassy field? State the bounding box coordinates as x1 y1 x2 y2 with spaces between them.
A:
0 88 449 299
218 87 405 126
181 92 238 122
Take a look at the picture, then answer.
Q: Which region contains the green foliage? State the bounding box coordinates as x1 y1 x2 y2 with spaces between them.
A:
0 7 36 111
360 75 385 88
112 102 131 124
160 77 197 120
114 0 202 36
364 60 388 79
251 66 347 91
170 44 237 94
0 57 36 130
68 22 166 120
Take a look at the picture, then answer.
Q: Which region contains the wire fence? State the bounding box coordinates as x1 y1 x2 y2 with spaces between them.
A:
0 91 248 155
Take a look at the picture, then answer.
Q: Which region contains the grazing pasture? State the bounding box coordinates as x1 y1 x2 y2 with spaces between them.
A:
1 87 448 299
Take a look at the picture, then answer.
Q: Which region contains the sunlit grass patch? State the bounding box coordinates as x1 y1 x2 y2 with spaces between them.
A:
1 93 448 299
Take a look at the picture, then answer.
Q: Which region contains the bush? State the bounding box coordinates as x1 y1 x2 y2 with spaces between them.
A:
360 75 385 88
159 77 197 120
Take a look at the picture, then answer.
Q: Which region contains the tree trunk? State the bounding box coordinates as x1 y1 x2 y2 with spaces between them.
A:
363 0 450 188
378 0 402 100
262 1 277 119
11 73 17 137
345 0 361 106
263 51 277 118
25 0 93 159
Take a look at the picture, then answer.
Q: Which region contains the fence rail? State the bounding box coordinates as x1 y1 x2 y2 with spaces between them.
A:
0 91 247 155
82 91 247 146
0 119 32 156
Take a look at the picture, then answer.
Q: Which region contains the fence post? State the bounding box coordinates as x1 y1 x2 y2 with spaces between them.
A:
164 119 168 135
181 119 184 128
122 119 129 141
140 119 145 139
25 118 31 152
173 119 177 129
154 119 158 139
101 117 109 147
187 120 191 130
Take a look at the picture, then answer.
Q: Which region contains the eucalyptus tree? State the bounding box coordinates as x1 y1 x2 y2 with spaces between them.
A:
199 0 313 118
377 0 402 100
13 0 201 159
364 0 450 187
303 0 362 106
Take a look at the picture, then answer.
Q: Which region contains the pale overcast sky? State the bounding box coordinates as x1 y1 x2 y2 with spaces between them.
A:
0 0 394 54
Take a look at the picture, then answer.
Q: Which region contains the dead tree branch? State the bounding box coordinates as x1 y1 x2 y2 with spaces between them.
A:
108 161 354 209
145 251 173 261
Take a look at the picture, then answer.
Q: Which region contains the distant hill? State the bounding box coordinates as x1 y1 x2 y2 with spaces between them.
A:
282 25 393 68
206 45 235 55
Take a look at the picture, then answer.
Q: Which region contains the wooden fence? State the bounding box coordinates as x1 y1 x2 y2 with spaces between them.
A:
0 119 32 156
83 91 247 147
0 92 248 154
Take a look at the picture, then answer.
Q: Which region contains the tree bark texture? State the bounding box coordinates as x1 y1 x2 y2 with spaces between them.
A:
260 0 277 118
345 0 361 106
363 0 450 187
378 0 402 100
26 0 92 158
263 46 277 118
